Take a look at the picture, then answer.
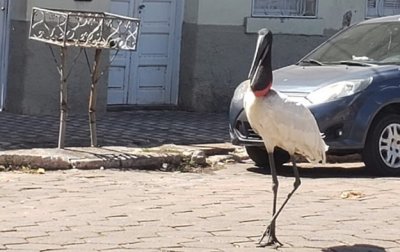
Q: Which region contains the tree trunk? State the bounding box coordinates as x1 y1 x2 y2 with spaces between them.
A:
88 48 102 147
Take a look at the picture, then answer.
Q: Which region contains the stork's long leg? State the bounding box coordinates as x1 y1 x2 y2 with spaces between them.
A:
268 156 301 226
259 155 302 247
258 152 281 246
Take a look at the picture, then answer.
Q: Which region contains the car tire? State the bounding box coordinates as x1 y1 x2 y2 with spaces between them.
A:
245 146 290 169
363 113 400 176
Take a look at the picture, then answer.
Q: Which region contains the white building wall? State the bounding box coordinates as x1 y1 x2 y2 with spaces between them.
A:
197 0 251 26
9 1 27 21
184 0 199 24
318 0 366 29
12 0 109 21
18 0 369 30
188 0 369 35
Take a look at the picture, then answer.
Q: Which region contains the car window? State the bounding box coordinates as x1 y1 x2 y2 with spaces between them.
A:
303 22 400 65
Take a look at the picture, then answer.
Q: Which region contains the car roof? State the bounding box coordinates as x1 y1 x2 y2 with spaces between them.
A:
361 15 400 24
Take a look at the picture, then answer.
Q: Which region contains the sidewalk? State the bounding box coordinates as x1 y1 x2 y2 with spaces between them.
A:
0 110 236 170
0 110 230 150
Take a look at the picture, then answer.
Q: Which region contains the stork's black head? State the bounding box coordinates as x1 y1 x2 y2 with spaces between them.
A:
248 29 273 97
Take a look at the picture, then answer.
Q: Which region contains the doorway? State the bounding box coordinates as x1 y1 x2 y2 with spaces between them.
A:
108 0 183 106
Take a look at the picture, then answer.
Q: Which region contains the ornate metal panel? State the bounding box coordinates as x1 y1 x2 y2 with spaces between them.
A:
29 7 140 51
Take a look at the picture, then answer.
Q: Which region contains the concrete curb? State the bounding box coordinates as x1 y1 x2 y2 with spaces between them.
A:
0 143 362 172
0 143 244 171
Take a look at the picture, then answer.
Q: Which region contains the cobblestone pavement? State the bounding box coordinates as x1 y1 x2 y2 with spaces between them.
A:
0 110 229 150
1 161 399 251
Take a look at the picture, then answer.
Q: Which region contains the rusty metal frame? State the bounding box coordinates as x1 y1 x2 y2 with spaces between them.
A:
29 7 140 148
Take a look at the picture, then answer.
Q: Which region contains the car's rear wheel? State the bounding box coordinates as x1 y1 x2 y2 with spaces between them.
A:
245 146 290 169
363 113 400 176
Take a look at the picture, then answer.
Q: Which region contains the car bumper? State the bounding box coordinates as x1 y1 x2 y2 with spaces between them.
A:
229 95 364 154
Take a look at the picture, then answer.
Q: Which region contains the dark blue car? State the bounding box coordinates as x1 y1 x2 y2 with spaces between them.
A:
229 15 400 176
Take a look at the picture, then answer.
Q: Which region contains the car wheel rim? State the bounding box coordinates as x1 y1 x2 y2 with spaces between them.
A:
379 123 400 169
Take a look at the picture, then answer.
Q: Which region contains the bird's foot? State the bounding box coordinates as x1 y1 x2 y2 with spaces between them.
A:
258 225 283 248
258 237 283 248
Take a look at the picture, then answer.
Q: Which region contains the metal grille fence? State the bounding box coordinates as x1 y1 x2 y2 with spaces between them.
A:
29 8 140 50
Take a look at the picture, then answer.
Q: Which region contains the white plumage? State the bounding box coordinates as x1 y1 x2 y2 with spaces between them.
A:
244 85 327 164
242 28 328 247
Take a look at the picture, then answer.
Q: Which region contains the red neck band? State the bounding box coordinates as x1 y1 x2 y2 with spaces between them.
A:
254 82 272 97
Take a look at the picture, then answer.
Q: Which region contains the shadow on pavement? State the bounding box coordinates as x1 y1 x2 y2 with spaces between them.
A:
247 163 379 179
322 244 386 252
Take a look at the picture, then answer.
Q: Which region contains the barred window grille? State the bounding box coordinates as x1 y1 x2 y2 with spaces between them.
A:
252 0 317 17
367 0 400 17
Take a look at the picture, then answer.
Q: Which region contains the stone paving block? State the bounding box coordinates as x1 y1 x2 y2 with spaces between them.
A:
84 231 141 245
158 217 199 229
119 238 186 250
28 234 86 246
4 242 64 251
1 230 49 240
189 235 252 246
274 247 326 252
0 224 18 233
206 229 261 239
160 249 222 252
0 237 28 247
157 230 214 240
180 240 238 250
279 237 344 250
218 209 265 223
102 249 159 252
100 216 140 228
61 242 120 251
122 224 175 239
1 250 33 252
67 224 125 234
34 220 87 232
282 228 350 242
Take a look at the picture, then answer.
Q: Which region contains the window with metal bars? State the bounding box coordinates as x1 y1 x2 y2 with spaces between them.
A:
252 0 317 17
367 0 400 17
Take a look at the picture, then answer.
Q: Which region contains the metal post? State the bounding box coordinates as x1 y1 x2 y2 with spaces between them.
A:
58 46 68 149
89 48 102 147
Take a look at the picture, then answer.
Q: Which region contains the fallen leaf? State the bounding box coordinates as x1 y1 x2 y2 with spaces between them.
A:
37 168 46 174
340 191 364 199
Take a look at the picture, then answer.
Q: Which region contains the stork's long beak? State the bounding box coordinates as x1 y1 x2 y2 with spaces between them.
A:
248 29 273 97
